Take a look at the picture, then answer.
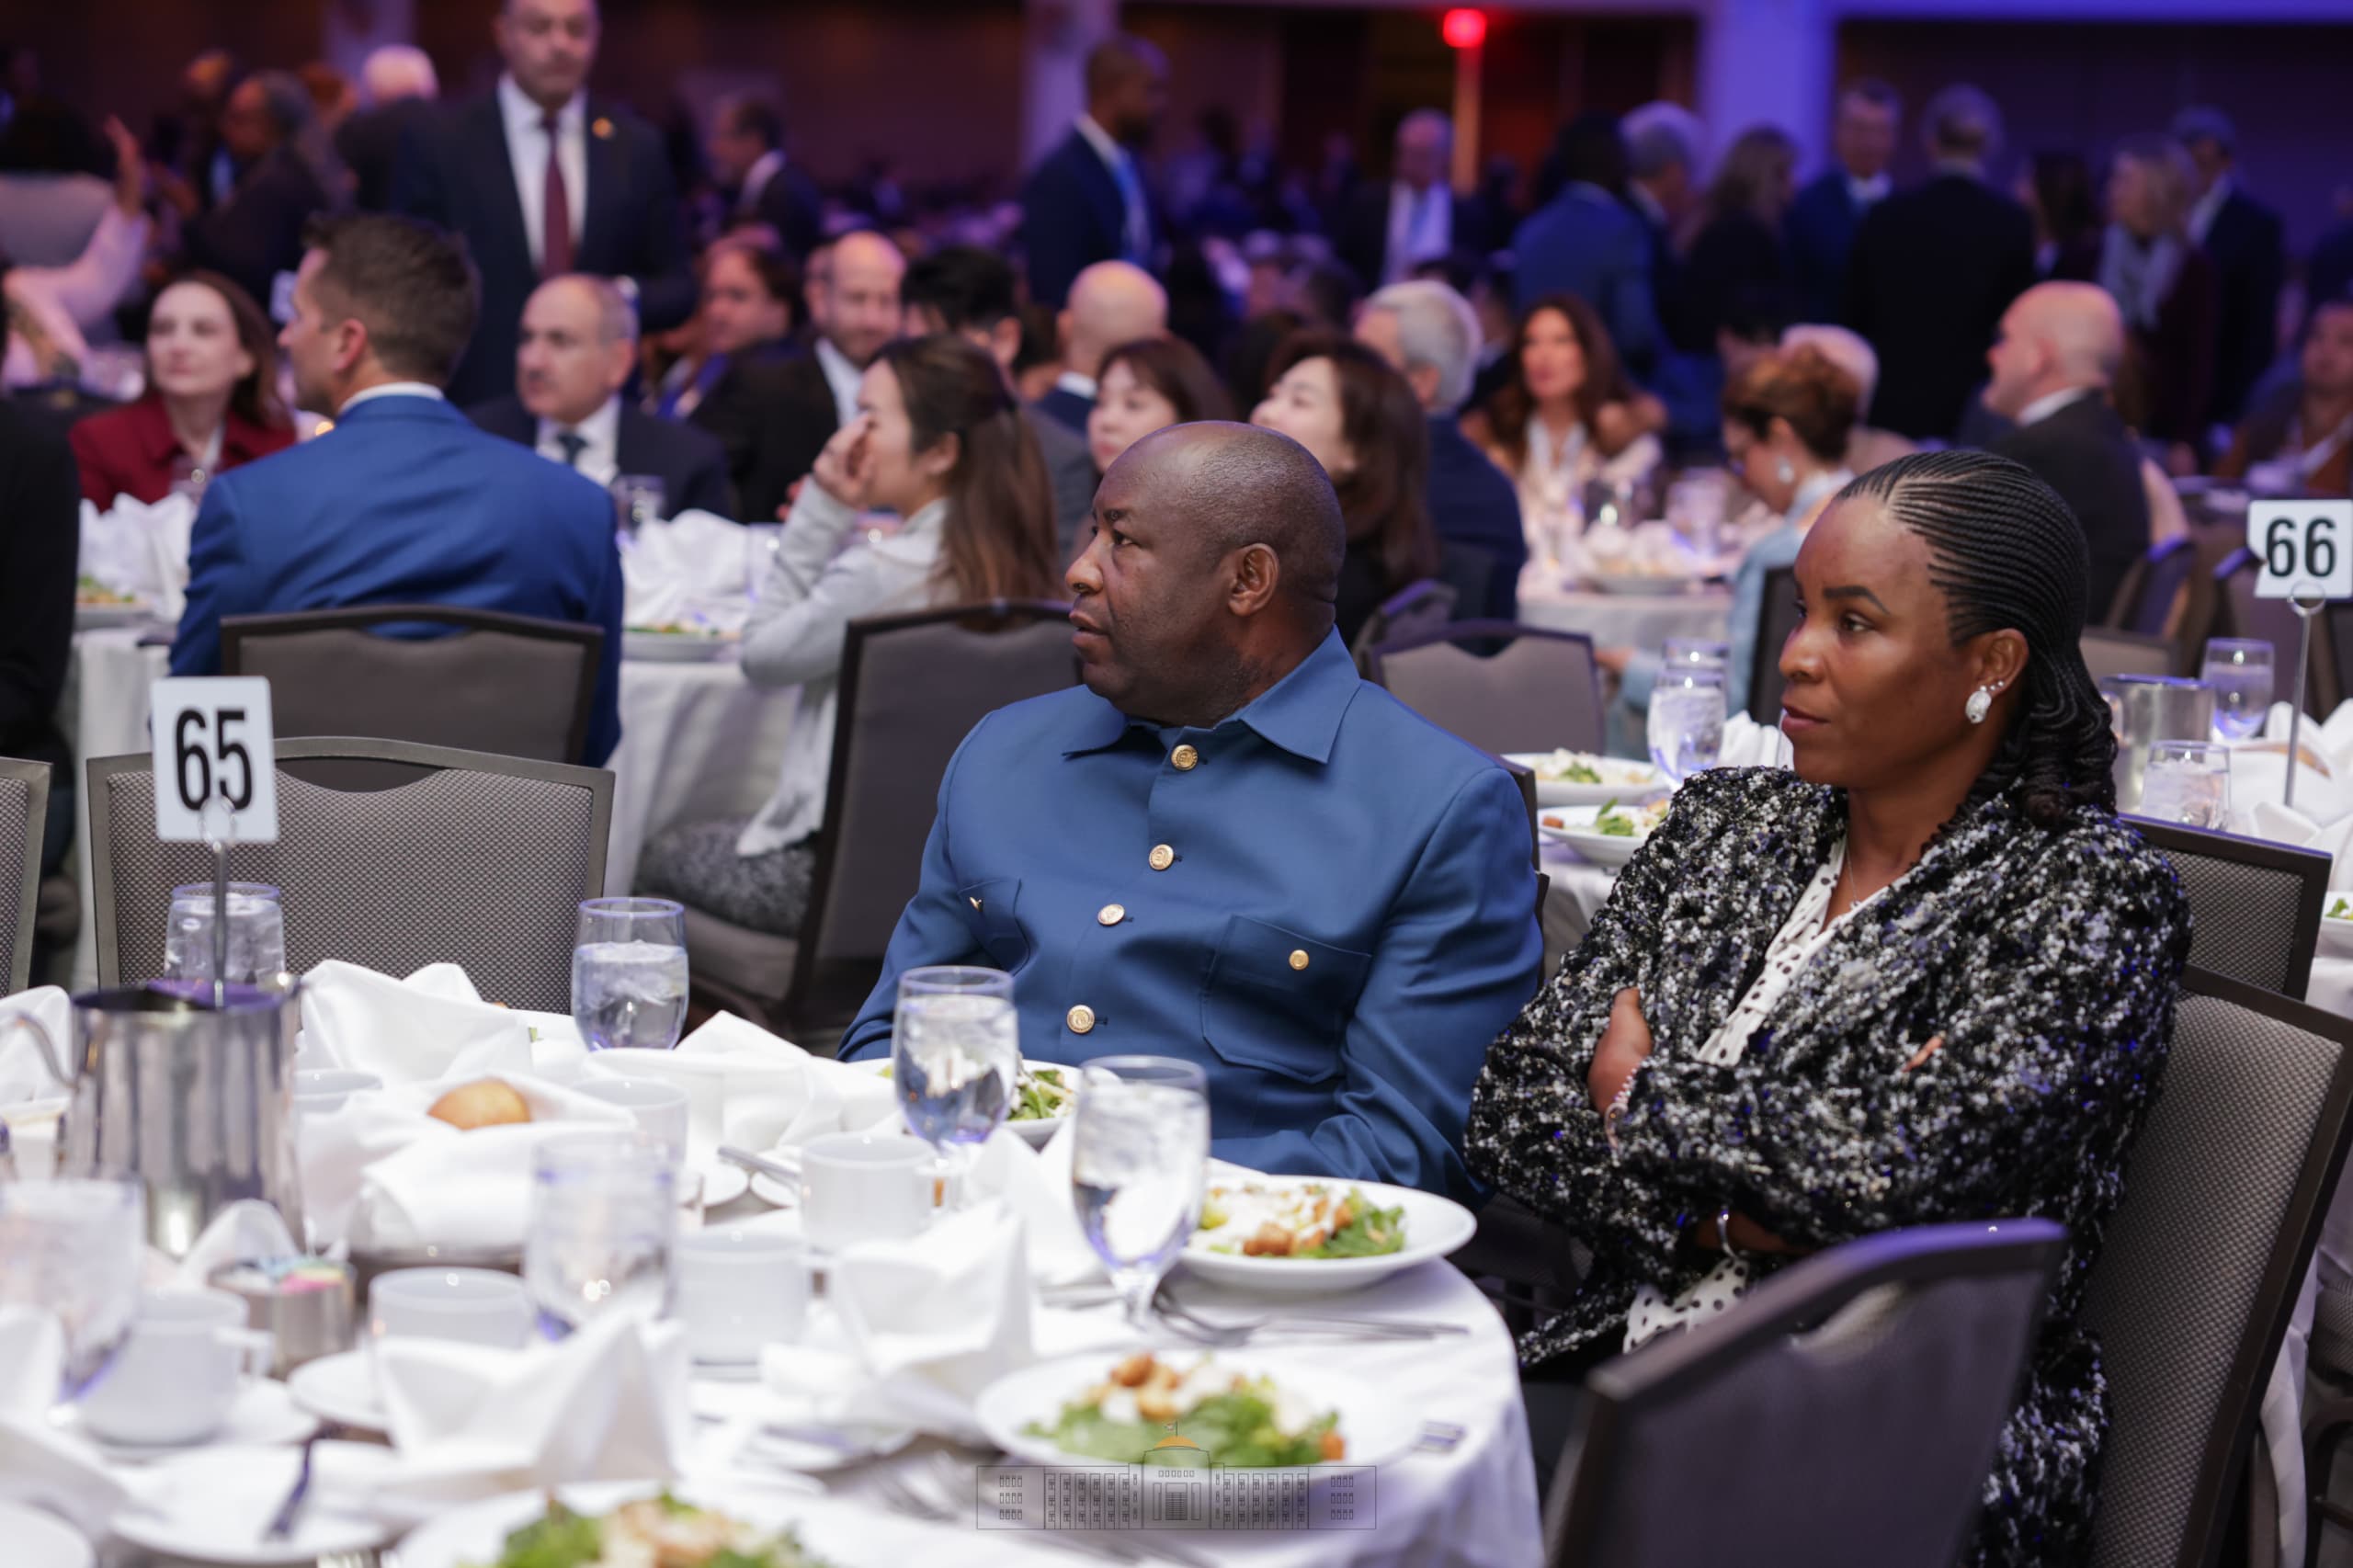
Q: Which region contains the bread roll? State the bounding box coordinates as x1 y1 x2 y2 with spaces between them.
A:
426 1078 531 1130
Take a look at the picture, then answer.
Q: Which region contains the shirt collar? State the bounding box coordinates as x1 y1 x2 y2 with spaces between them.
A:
743 147 787 201
337 381 446 415
1055 369 1097 401
1062 630 1361 765
814 337 863 421
2188 175 2232 243
539 392 620 450
2018 384 2098 428
1074 114 1128 173
1847 171 1891 204
499 74 584 135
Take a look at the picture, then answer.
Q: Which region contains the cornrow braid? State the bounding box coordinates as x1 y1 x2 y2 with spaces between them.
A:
1836 449 2118 828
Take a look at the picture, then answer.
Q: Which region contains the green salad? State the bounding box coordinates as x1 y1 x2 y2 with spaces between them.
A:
1198 1181 1405 1258
2332 895 2351 920
879 1058 1074 1120
1023 1354 1345 1468
468 1494 831 1568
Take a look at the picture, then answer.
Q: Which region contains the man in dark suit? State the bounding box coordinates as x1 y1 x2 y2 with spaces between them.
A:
170 213 624 763
2174 108 2287 436
1982 281 2149 621
1019 34 1166 310
668 232 798 510
335 45 438 212
0 396 78 875
389 0 695 408
1035 259 1165 436
1335 111 1489 291
471 273 733 519
1357 279 1525 622
1844 84 2036 442
1786 80 1899 326
1511 114 1664 380
705 93 821 260
1620 101 1704 338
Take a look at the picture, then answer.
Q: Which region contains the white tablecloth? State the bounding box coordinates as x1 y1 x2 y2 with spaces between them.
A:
58 630 798 988
1516 575 1732 653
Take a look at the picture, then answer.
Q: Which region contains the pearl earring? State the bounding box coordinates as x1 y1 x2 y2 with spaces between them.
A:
1775 459 1795 485
1965 684 2001 724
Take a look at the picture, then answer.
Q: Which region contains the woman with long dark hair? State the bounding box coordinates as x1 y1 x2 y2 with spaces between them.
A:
1674 124 1797 353
638 334 1060 935
1471 449 2191 1567
1250 330 1438 645
1086 335 1233 472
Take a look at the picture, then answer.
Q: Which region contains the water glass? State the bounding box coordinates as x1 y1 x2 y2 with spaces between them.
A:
1663 638 1729 671
892 966 1018 1205
744 523 785 602
2201 639 2275 742
524 1132 679 1339
2140 740 2233 828
611 474 667 534
1071 1056 1210 1332
572 898 689 1051
162 882 287 985
0 1178 147 1402
1647 666 1727 783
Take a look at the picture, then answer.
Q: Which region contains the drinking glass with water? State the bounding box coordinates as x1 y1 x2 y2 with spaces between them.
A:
1662 637 1729 672
892 966 1017 1207
2200 639 2275 742
0 1177 146 1402
610 474 667 536
2140 740 2232 829
1072 1056 1210 1331
163 882 287 985
523 1132 678 1340
1647 666 1727 784
572 898 689 1051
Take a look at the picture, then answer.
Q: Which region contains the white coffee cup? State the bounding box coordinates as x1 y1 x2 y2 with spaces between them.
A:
677 1227 809 1364
797 1131 934 1251
574 1077 691 1158
80 1288 274 1447
368 1267 531 1350
292 1069 382 1116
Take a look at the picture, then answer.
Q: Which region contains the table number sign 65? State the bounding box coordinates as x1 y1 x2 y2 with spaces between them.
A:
2251 499 2353 603
148 677 279 843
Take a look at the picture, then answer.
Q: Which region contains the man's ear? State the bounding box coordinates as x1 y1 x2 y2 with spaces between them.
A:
1229 541 1281 618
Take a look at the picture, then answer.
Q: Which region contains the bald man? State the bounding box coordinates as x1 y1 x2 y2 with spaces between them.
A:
1021 34 1168 308
1983 281 2152 618
471 274 734 517
1035 259 1167 434
841 424 1542 1199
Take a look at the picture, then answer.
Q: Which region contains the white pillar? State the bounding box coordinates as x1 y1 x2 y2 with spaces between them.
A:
1696 0 1835 174
1023 0 1120 169
322 0 416 89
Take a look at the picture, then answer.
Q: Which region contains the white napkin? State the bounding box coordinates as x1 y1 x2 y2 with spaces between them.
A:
622 510 755 632
0 1307 130 1536
584 1013 851 1168
966 1125 1099 1287
79 492 196 617
170 1199 301 1289
757 1200 1035 1442
1717 712 1793 769
355 1312 689 1514
2234 700 2353 830
0 986 71 1105
300 961 540 1084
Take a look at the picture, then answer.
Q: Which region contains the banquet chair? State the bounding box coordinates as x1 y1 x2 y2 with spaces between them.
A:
86 738 612 1009
1544 1219 2067 1568
1349 578 1456 670
2216 548 2343 719
681 601 1077 1045
0 757 50 992
2123 816 2327 1000
1363 622 1606 756
221 606 606 783
2108 535 2197 642
1748 564 1802 723
2082 969 2353 1568
2082 627 2180 684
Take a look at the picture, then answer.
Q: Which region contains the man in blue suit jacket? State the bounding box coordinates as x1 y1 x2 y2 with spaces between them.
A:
1785 81 1900 326
1513 115 1663 381
170 212 624 764
1019 35 1166 310
840 424 1542 1199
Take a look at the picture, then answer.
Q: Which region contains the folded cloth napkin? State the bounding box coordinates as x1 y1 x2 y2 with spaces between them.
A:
352 1312 688 1517
757 1199 1035 1442
966 1124 1099 1287
0 987 71 1105
1717 712 1792 770
584 1013 850 1169
622 510 755 632
170 1199 300 1289
300 961 539 1085
2234 700 2353 830
0 1307 129 1537
79 492 196 617
301 1070 635 1252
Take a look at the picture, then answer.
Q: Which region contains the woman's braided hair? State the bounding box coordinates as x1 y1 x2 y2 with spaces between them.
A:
1835 449 2118 827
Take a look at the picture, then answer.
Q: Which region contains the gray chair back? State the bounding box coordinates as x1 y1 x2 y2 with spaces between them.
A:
2216 548 2340 716
1749 564 1802 723
2110 536 2196 638
221 606 605 783
2082 627 2178 684
1364 622 1606 756
785 602 1077 1031
2084 969 2353 1568
1546 1220 2067 1568
2124 816 2327 1000
1350 578 1458 664
0 758 49 992
87 738 612 1008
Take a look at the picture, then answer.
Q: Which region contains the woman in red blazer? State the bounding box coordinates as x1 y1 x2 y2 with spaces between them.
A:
70 270 295 506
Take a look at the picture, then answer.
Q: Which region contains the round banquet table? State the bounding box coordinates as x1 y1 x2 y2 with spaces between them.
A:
1514 573 1733 653
57 627 799 989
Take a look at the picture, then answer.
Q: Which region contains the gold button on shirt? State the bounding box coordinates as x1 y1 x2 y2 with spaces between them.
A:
1148 844 1176 871
1097 903 1126 926
1289 949 1311 971
1066 1004 1097 1034
1171 744 1199 770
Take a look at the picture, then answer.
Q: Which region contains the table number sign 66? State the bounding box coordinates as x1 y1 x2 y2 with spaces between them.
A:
148 677 280 843
2251 499 2353 603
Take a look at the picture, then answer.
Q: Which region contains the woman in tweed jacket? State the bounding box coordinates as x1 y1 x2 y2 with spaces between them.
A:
1468 450 2192 1566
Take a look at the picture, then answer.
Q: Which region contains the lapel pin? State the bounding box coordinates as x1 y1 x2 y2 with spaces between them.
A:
592 116 614 140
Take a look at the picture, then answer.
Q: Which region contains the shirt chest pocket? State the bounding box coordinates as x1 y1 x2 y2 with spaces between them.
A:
955 878 1030 971
1198 915 1371 1087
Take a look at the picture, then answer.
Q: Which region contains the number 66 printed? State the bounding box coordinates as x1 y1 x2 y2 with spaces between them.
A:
2251 501 2353 603
148 677 280 844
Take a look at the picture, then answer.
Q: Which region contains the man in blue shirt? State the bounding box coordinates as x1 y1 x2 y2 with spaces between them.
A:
841 423 1542 1199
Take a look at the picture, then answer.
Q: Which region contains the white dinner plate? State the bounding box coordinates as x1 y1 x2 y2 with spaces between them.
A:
698 1163 752 1208
1179 1176 1477 1297
74 602 154 630
688 1379 918 1471
284 1348 386 1432
977 1350 1418 1471
1586 571 1701 597
2323 903 2353 959
70 1376 316 1460
623 630 739 663
1503 752 1670 809
1536 804 1655 869
111 1443 397 1566
867 1062 1072 1145
0 1501 93 1568
390 1479 927 1568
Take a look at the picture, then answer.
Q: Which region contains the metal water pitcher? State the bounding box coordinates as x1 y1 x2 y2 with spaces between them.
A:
2113 676 2217 812
4 979 303 1258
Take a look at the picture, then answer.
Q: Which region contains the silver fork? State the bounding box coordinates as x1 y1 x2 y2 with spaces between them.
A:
259 1431 320 1540
1151 1285 1466 1344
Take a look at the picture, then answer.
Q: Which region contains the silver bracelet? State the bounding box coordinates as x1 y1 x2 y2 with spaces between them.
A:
1715 1207 1747 1263
1602 1078 1635 1156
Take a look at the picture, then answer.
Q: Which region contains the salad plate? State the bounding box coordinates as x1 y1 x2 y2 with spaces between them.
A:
872 1057 1074 1147
1538 799 1672 869
0 1502 91 1568
1178 1176 1476 1296
111 1443 397 1566
2323 892 2353 958
1505 750 1670 808
387 1481 889 1568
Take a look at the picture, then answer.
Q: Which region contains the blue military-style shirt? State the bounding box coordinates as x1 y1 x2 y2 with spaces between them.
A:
840 631 1543 1199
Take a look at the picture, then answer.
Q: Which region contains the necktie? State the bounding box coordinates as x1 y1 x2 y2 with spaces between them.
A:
1109 151 1147 264
555 430 587 469
540 110 574 277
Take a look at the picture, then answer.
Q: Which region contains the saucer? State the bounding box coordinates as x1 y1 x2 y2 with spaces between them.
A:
697 1164 751 1208
74 1377 317 1460
113 1443 395 1565
0 1502 92 1568
284 1349 387 1433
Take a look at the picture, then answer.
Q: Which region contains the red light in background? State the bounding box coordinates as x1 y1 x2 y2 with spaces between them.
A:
1441 8 1486 50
